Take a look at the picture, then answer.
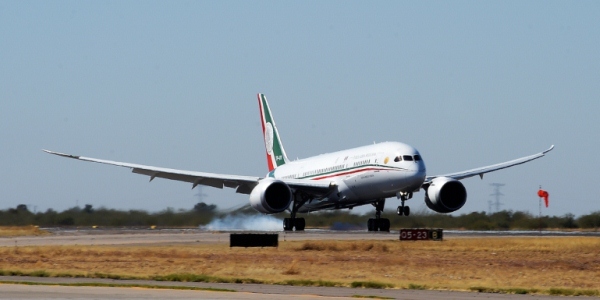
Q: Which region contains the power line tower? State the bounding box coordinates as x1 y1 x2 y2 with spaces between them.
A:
489 183 505 214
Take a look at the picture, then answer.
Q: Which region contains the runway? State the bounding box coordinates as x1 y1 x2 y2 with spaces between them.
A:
0 276 570 300
1 228 597 247
0 228 597 299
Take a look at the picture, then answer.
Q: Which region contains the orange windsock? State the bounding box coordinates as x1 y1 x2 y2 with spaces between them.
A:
537 189 549 207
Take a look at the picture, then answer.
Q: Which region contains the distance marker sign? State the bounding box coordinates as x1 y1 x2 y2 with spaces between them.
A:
399 229 443 241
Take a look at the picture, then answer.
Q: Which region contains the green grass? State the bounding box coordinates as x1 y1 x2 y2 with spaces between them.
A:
152 273 213 283
507 288 530 295
469 286 600 296
153 273 265 284
2 268 598 296
154 273 344 287
407 283 427 290
351 281 394 289
469 286 537 294
548 288 599 296
277 279 342 287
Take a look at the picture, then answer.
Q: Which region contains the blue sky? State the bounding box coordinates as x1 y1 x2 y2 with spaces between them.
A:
1 1 598 216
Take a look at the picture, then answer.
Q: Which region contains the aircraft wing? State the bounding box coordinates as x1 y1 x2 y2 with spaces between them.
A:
43 150 335 196
424 145 554 184
43 150 262 194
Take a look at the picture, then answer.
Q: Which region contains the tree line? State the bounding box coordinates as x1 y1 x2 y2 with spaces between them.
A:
1 203 599 230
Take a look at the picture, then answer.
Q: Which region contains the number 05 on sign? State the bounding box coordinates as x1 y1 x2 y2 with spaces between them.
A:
399 229 443 241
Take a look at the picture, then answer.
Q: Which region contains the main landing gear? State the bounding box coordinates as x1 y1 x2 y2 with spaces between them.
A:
284 194 308 231
283 215 305 231
367 199 390 232
396 192 412 217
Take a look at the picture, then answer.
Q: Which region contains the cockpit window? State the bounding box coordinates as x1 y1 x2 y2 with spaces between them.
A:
414 155 422 161
403 155 414 161
394 156 402 162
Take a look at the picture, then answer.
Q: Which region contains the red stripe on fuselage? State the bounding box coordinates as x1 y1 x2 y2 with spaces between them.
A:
310 167 402 181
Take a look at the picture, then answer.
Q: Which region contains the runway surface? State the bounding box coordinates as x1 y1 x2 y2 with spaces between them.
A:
0 276 570 300
0 228 597 299
1 228 598 247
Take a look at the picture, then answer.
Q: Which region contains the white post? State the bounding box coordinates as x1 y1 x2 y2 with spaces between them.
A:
538 185 542 234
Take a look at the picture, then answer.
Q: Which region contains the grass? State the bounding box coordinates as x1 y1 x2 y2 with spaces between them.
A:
407 283 427 290
0 226 49 237
296 241 389 252
152 273 213 282
0 237 598 295
278 279 341 287
469 286 538 294
351 281 393 289
548 288 600 296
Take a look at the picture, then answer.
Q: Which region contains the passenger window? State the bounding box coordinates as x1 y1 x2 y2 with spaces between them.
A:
403 155 413 161
394 156 401 162
414 155 421 161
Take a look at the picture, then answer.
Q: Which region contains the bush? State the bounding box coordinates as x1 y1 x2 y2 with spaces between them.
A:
577 211 600 229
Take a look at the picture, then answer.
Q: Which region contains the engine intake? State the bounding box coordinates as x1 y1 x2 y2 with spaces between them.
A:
249 178 293 213
424 177 467 213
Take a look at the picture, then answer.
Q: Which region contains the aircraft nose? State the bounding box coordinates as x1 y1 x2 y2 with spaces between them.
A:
404 162 426 191
413 160 426 179
407 159 426 172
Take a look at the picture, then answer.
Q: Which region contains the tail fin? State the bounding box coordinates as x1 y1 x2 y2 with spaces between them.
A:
257 94 289 171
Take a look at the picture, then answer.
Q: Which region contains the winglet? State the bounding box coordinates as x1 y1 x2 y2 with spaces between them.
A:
43 149 81 160
543 145 555 154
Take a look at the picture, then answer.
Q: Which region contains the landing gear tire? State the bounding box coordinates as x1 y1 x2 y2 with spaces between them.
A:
397 205 410 216
283 218 294 231
369 199 389 232
379 218 390 232
367 218 376 231
295 218 306 231
283 217 305 231
367 218 390 232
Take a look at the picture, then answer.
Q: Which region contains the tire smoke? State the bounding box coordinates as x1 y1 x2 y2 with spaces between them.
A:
200 214 282 231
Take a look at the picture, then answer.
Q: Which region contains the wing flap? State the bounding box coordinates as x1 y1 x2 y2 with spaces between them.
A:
282 178 336 197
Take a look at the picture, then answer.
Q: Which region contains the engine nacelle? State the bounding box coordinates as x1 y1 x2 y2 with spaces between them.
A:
424 177 467 213
249 178 293 214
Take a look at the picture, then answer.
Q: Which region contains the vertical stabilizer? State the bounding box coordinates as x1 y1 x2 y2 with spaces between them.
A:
257 94 289 171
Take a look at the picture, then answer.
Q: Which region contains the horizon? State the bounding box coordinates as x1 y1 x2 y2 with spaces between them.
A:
2 2 598 217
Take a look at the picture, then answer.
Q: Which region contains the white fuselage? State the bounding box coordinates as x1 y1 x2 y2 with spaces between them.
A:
268 142 426 212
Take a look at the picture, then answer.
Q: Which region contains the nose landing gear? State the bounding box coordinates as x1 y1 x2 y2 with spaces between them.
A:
397 205 410 216
396 192 412 217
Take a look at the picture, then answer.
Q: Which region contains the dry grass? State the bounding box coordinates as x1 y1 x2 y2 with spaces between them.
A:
0 226 49 237
0 237 598 293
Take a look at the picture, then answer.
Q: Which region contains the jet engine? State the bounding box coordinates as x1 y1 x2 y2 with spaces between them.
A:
424 177 467 213
249 178 293 213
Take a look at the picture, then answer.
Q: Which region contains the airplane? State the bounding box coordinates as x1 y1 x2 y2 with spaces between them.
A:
44 94 554 232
